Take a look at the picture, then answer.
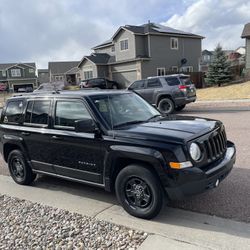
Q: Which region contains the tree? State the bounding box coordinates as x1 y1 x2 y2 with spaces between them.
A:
207 44 231 87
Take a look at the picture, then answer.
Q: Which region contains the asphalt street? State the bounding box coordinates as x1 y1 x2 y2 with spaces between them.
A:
0 107 249 223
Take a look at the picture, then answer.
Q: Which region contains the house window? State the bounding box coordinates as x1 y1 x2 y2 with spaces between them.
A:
11 68 21 77
111 46 115 52
203 55 210 61
2 70 6 77
120 39 129 51
157 68 165 76
170 38 178 50
171 66 178 72
29 68 34 73
180 66 193 72
84 71 93 79
55 76 64 81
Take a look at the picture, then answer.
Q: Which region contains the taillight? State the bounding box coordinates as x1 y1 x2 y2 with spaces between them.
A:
178 85 187 91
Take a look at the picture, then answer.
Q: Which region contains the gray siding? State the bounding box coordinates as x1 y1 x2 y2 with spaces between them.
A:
135 35 148 57
113 30 136 61
94 45 115 56
79 60 98 79
141 35 201 78
246 38 250 69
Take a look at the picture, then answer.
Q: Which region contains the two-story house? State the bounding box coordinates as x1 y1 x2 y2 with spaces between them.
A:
78 23 204 86
0 63 37 92
48 61 81 84
241 23 250 76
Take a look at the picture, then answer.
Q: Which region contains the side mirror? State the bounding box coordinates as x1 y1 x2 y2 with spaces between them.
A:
75 119 97 133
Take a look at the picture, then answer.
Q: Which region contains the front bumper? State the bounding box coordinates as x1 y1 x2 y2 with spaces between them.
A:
165 142 236 200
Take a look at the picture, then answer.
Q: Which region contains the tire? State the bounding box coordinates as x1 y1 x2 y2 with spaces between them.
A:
175 104 186 111
158 98 175 114
8 150 36 185
115 165 164 219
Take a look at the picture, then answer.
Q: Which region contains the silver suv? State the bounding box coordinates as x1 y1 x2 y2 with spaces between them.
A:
128 74 196 114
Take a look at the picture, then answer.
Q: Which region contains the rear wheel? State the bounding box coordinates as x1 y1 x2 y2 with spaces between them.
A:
175 104 186 111
115 165 164 219
8 150 36 185
158 98 175 114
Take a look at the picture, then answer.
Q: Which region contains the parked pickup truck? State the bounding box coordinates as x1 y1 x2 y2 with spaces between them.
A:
0 90 235 219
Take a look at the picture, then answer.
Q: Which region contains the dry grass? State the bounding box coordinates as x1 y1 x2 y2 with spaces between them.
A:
197 81 250 101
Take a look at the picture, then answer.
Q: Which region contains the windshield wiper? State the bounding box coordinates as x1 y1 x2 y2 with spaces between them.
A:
114 120 145 128
146 114 162 122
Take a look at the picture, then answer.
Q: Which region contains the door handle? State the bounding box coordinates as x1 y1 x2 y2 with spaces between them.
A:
51 135 63 140
21 132 30 136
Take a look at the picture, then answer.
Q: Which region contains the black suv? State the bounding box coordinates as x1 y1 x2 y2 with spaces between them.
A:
128 74 196 114
0 90 235 219
80 78 120 89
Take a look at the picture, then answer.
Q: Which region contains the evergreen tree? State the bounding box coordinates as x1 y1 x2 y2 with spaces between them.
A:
207 44 231 87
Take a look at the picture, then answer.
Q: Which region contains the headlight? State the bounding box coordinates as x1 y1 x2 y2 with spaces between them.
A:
189 143 201 161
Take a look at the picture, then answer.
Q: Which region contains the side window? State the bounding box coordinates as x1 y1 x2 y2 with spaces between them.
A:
24 100 50 125
165 77 180 86
147 78 162 88
130 80 145 90
55 101 92 128
4 100 24 124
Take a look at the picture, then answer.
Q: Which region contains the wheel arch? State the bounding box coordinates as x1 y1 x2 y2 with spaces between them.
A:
104 146 168 192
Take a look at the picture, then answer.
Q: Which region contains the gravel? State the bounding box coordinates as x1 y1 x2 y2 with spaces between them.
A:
0 195 147 249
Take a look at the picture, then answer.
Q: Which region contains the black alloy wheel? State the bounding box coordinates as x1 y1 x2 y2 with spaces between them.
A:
8 150 36 185
115 165 164 219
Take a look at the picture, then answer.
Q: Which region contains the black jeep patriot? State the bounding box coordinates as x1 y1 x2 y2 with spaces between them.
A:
0 90 236 219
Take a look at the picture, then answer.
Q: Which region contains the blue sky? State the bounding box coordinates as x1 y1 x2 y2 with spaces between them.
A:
0 0 249 68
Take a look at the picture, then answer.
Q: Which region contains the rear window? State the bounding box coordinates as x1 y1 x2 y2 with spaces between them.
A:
165 77 180 86
180 77 193 85
3 100 24 124
24 100 51 125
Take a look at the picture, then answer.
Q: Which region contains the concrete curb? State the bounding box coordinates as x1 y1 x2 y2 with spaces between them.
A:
1 175 250 249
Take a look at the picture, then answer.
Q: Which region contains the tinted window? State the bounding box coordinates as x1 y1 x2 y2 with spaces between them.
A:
24 100 50 125
4 100 24 123
180 77 193 85
130 80 145 89
165 77 180 86
147 78 161 88
55 101 92 128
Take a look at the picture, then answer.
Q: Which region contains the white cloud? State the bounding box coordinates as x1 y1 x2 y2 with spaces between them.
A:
162 0 249 50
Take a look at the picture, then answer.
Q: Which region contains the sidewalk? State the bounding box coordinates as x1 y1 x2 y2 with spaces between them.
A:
186 99 250 112
0 175 250 249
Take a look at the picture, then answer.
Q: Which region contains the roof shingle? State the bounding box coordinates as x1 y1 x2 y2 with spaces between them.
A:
48 61 80 75
241 23 250 38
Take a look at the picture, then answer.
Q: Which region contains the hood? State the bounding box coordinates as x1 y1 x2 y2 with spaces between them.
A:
113 115 221 144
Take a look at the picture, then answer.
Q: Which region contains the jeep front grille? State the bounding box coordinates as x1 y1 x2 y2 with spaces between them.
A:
203 127 227 163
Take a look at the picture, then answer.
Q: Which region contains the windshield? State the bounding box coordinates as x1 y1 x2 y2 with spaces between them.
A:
90 93 160 128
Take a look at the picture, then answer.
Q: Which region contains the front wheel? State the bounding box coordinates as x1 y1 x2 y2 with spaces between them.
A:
115 165 164 219
8 150 36 185
158 98 175 114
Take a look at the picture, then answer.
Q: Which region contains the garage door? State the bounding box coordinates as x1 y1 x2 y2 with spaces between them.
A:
112 70 137 87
